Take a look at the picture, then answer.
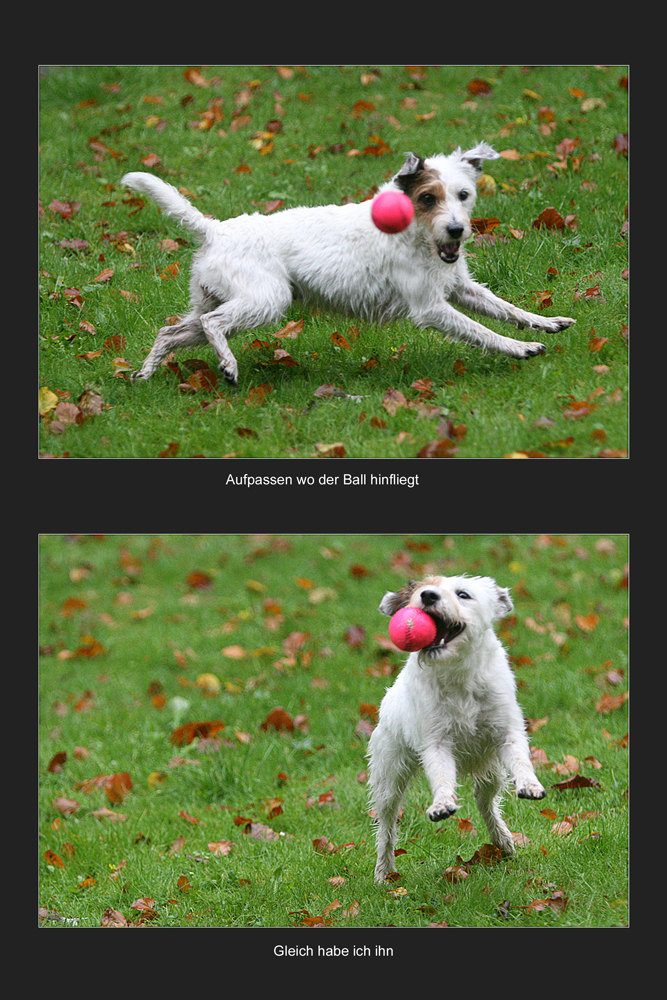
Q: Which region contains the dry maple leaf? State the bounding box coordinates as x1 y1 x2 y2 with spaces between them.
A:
101 907 127 927
171 720 225 745
260 707 294 732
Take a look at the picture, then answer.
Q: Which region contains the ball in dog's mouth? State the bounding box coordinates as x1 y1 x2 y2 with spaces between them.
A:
421 613 466 652
437 241 460 264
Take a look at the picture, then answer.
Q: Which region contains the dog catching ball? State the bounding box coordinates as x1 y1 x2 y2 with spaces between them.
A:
388 606 437 651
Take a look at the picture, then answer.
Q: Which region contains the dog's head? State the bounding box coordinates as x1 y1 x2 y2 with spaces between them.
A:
392 143 500 265
379 574 512 661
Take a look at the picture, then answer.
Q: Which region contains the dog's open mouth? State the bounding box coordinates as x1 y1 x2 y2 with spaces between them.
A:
422 614 466 653
437 241 460 264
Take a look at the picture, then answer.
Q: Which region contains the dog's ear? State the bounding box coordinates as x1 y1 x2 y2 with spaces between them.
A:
379 581 415 616
459 142 500 175
395 153 425 194
493 584 514 618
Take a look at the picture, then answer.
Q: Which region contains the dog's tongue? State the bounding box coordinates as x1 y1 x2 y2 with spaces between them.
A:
438 241 460 262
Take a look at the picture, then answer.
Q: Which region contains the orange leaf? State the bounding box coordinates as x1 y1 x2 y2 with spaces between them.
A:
260 707 294 732
170 720 225 745
93 268 114 283
44 849 65 868
533 207 565 230
574 612 599 632
331 331 351 349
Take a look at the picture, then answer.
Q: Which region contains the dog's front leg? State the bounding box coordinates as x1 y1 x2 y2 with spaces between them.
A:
421 743 458 821
451 280 575 335
501 734 546 801
412 299 547 359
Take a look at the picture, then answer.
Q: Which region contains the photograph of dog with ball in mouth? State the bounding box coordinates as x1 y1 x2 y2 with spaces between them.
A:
121 142 574 387
368 574 546 882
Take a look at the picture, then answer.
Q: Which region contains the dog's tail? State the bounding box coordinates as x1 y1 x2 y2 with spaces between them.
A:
121 172 214 238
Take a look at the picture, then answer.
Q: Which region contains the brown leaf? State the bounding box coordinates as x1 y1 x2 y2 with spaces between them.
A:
314 442 346 457
550 774 601 791
345 626 366 648
54 797 80 815
417 438 458 458
170 720 225 745
595 691 629 714
260 707 294 732
532 207 565 230
331 331 351 349
382 387 407 415
47 751 67 773
130 897 158 919
101 907 127 927
44 849 65 868
208 840 235 855
467 78 492 96
93 267 114 283
49 199 81 219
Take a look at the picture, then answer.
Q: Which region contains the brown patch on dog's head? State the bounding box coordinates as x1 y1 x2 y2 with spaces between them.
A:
378 580 417 617
395 155 446 222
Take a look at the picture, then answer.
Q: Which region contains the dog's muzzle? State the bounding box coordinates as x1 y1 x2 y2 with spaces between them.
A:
422 615 465 654
437 241 461 264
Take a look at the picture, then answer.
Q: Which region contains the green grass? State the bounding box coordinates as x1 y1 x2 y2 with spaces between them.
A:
39 65 628 458
39 534 628 927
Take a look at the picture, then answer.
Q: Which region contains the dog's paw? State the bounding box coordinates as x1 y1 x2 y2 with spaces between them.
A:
516 780 546 800
534 316 576 333
427 800 457 822
374 862 398 882
522 342 546 358
219 363 239 386
550 316 576 331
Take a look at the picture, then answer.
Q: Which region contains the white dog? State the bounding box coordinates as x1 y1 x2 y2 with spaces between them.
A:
121 143 574 384
367 575 546 882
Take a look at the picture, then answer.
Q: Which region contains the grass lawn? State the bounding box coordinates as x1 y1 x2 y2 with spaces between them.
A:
39 65 628 458
39 534 628 928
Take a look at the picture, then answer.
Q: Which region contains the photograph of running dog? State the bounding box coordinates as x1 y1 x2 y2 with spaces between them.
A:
367 574 546 882
121 143 574 386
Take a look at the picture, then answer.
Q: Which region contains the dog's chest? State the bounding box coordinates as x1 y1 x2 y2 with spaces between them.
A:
424 678 502 760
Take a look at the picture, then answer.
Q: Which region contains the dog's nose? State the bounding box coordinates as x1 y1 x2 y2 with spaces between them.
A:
420 589 440 607
447 225 464 239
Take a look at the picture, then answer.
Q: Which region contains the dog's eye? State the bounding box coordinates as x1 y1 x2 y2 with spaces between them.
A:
419 192 436 207
456 589 471 599
458 190 470 202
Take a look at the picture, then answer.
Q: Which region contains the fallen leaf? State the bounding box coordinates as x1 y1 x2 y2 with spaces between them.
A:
550 775 601 791
595 691 629 714
170 720 225 745
261 707 294 732
44 850 65 868
533 207 565 230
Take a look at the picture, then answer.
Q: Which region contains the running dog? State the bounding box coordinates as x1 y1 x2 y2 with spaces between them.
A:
121 143 574 384
367 575 546 882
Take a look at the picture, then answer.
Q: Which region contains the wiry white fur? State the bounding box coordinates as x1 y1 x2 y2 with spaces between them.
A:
121 144 574 386
367 574 545 882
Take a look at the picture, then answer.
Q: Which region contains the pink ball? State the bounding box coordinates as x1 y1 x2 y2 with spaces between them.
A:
388 607 437 651
371 190 414 234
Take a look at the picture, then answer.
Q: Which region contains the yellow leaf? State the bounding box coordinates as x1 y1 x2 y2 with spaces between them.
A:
195 673 221 695
39 387 59 416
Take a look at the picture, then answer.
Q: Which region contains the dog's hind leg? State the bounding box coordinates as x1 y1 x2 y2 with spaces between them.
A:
368 736 416 881
473 774 515 856
199 288 292 386
131 312 206 381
